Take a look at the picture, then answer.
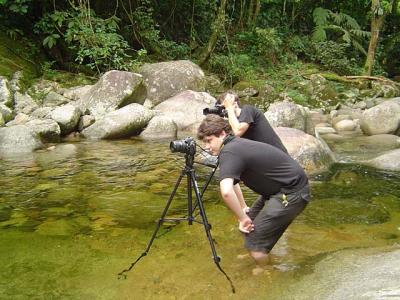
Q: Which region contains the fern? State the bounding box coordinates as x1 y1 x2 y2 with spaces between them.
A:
313 7 329 26
311 7 368 56
312 26 327 42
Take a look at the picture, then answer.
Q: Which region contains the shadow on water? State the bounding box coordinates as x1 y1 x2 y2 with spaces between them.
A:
0 140 399 299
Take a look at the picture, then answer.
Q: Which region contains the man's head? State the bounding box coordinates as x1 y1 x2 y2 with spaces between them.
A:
197 115 231 155
217 91 240 107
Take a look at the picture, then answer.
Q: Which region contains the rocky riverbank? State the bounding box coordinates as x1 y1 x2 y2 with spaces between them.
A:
1 60 400 173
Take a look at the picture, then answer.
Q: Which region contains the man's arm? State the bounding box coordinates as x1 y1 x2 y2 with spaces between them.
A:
233 183 248 211
226 107 249 137
222 96 250 137
220 178 254 233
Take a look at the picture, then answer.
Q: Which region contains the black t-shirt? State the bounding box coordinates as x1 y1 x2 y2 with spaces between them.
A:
219 137 308 197
238 105 288 153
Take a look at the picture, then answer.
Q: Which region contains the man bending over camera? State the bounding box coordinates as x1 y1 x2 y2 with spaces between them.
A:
197 115 310 274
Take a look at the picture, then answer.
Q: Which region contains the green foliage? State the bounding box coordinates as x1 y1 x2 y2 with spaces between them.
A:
0 0 30 14
312 7 370 56
234 28 283 64
208 53 257 84
127 0 190 60
35 8 133 73
308 41 362 75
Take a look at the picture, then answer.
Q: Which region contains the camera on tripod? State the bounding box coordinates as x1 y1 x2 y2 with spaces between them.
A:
203 104 228 118
170 137 196 156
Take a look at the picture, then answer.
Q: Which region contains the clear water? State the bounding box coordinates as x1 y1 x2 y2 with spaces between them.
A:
0 139 399 299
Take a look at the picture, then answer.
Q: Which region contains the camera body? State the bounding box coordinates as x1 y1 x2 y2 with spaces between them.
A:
170 137 196 156
203 104 228 118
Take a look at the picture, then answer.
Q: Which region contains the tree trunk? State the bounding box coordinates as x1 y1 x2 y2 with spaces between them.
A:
364 0 394 75
198 0 227 66
252 0 260 26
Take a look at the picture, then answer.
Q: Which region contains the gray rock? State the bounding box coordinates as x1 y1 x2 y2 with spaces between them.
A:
276 127 335 174
0 114 4 127
9 71 23 93
364 149 400 171
154 90 216 134
334 119 358 132
5 113 30 126
0 103 13 122
265 101 307 132
30 107 53 119
78 115 95 131
315 126 336 135
139 60 205 106
360 100 400 135
76 70 146 120
352 100 367 109
14 92 38 114
332 114 352 126
26 119 61 142
43 91 70 107
0 76 12 106
62 85 92 101
82 103 154 139
50 104 81 135
140 115 177 140
0 125 43 155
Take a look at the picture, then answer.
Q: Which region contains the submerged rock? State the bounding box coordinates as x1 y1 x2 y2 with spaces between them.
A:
363 149 400 171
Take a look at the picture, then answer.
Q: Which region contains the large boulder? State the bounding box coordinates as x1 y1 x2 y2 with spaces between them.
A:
276 127 335 174
0 76 12 107
265 101 307 132
360 99 400 135
81 103 154 139
363 149 400 171
50 104 81 135
139 115 177 140
153 90 216 133
139 60 205 107
76 70 146 119
0 125 43 155
26 119 61 143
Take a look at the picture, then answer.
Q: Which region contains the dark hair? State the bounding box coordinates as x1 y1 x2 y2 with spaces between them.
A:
197 115 232 140
217 91 240 106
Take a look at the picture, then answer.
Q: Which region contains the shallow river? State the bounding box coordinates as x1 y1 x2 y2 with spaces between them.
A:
0 139 399 299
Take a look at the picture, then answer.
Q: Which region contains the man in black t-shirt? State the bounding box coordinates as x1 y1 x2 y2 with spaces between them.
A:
197 115 310 274
218 91 288 154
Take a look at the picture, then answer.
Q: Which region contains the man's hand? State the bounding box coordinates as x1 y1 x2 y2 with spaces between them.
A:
222 94 235 109
238 216 254 233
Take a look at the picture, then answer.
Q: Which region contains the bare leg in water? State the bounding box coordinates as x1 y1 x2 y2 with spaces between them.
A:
250 250 270 275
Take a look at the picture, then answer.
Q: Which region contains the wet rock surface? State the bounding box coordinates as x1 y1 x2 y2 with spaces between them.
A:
280 247 400 300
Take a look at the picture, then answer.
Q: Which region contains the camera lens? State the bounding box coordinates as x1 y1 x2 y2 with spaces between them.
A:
170 140 186 153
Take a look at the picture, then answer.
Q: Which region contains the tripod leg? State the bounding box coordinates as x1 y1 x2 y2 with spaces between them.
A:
118 171 185 278
190 171 236 293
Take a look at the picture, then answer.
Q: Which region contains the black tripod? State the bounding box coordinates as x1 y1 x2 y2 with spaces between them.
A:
118 151 235 293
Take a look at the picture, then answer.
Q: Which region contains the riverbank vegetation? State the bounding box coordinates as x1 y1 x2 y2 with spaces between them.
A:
0 0 399 89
